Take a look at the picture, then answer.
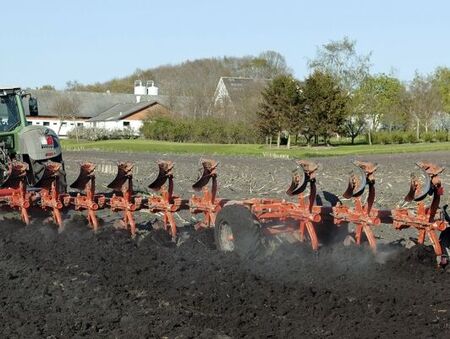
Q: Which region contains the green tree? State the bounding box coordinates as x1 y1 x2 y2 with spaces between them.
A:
435 67 450 113
343 114 366 145
302 71 348 145
308 37 372 143
353 74 405 144
257 75 302 148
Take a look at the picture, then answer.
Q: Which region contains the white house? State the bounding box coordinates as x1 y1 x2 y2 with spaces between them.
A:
85 101 171 133
24 82 178 137
212 76 270 114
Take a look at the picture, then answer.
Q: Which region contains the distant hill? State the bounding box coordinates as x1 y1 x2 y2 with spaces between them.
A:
66 51 291 97
60 51 290 118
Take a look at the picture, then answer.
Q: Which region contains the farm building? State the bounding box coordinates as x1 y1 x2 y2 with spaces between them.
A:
24 82 178 137
212 76 269 115
85 101 171 131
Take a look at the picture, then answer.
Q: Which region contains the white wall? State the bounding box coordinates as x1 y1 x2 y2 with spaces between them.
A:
28 118 143 137
27 118 86 136
84 120 142 134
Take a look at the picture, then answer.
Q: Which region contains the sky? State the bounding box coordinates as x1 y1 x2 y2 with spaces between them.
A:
1 0 449 89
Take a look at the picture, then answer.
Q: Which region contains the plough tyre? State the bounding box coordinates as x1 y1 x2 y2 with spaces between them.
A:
215 204 264 258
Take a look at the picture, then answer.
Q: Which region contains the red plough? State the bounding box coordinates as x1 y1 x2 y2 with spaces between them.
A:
392 162 447 265
243 160 322 250
0 157 449 266
332 161 381 252
190 159 226 229
148 160 185 239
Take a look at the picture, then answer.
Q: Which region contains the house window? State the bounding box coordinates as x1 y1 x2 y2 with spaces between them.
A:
53 122 57 126
70 123 74 126
123 121 130 127
43 121 50 126
35 122 41 125
77 123 83 127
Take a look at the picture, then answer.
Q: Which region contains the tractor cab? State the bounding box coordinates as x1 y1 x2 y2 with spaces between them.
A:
0 87 36 130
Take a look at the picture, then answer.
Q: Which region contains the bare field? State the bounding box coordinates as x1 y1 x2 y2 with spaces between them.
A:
1 150 450 338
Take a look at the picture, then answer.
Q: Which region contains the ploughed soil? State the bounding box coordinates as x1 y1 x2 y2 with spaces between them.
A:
1 150 450 338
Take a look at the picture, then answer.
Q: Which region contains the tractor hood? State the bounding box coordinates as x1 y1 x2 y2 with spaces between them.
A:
18 125 62 161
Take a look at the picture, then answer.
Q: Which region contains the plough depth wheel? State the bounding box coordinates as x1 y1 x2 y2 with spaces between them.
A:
215 204 264 258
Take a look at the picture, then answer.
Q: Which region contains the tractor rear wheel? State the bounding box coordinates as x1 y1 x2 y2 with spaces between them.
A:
315 190 348 245
215 204 264 258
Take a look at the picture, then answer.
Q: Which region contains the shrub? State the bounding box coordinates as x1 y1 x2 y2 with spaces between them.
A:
370 131 423 144
67 126 137 141
140 115 261 144
370 131 392 144
404 131 418 143
421 132 434 143
435 131 449 142
391 131 405 144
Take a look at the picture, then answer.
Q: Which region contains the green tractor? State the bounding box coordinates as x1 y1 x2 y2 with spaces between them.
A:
0 86 66 191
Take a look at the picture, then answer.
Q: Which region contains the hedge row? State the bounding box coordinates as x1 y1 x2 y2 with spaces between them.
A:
368 131 449 144
140 116 261 144
67 127 137 141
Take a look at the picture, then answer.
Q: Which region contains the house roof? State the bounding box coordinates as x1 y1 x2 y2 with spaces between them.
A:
214 77 269 106
0 86 21 91
23 89 187 118
87 101 161 122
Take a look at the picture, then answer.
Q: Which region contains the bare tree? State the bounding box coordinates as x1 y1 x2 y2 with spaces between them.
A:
308 37 372 92
409 72 442 136
51 95 82 140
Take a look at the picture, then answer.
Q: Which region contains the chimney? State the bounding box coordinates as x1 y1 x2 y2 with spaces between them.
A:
134 80 146 102
146 80 159 96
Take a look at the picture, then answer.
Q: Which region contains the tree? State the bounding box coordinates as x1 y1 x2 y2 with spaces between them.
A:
257 75 302 148
308 37 372 93
409 72 442 137
39 85 56 91
229 80 267 124
308 37 372 143
52 95 82 140
301 71 349 145
239 51 291 79
344 114 366 145
353 74 405 144
434 67 450 113
65 80 84 92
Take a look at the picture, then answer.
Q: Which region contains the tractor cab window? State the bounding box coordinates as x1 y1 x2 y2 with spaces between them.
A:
0 95 20 132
